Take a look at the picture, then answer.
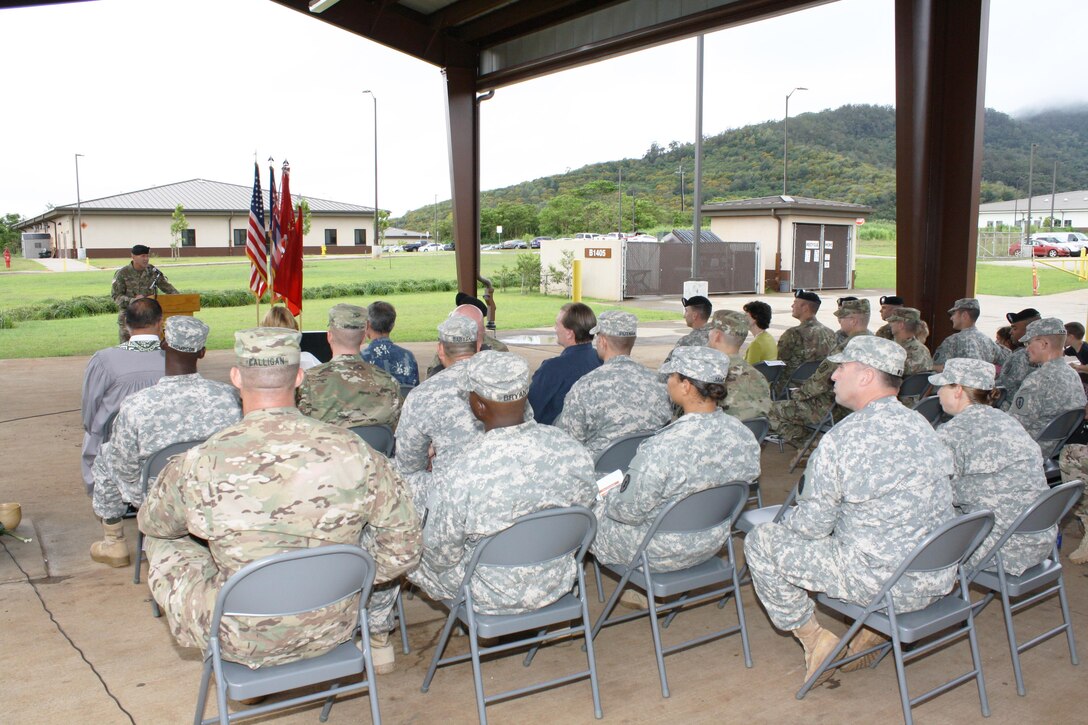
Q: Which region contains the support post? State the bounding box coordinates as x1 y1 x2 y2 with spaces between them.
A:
445 66 481 297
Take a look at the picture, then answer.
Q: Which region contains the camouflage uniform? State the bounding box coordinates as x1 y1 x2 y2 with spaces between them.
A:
592 409 760 571
900 336 934 375
554 355 671 458
1008 358 1087 457
939 403 1052 574
932 326 1006 367
673 326 710 350
426 333 508 379
875 322 894 340
746 396 956 631
996 347 1038 404
80 337 165 494
775 318 836 397
111 262 178 342
91 373 242 520
139 408 422 668
722 353 772 422
1059 444 1088 563
769 331 869 448
411 421 597 613
297 354 402 430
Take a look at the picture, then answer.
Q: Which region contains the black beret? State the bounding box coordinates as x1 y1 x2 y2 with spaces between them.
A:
1006 308 1040 324
131 244 151 255
880 295 904 306
681 295 711 308
455 291 487 316
794 289 821 304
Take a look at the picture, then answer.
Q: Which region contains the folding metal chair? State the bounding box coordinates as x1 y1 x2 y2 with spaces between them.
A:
398 384 415 400
102 410 119 443
193 545 382 725
349 424 396 457
591 482 752 698
789 404 837 473
731 475 805 588
969 480 1084 695
778 360 820 401
592 431 655 475
421 507 602 724
898 371 933 403
911 395 944 429
1032 409 1085 483
741 417 770 506
753 361 784 390
798 511 995 725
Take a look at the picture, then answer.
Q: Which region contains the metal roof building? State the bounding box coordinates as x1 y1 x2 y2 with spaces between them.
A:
977 190 1088 229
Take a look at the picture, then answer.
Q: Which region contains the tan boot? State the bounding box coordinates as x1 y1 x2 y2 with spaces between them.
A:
1069 534 1088 565
370 631 395 675
792 615 843 686
840 627 888 672
90 520 130 568
619 589 649 610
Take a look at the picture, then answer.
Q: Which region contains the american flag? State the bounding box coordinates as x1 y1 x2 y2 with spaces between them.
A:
246 161 269 296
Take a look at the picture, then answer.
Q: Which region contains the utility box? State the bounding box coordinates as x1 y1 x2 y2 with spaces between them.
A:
683 280 709 299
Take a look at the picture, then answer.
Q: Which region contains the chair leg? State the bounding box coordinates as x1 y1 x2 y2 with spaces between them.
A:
644 579 670 698
133 530 144 584
577 569 604 720
523 628 549 667
151 598 162 618
1057 576 1079 665
965 601 991 717
789 426 821 473
590 569 632 641
359 624 383 725
212 658 231 725
999 586 1027 696
887 612 914 725
465 600 488 725
319 688 338 722
730 556 753 668
396 590 410 654
421 606 460 693
193 657 213 725
592 558 604 603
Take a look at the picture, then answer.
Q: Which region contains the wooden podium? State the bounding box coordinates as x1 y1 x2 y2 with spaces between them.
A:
156 293 201 327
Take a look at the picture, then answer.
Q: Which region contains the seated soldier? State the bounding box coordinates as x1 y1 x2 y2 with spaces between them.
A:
888 307 934 375
426 292 508 378
874 294 904 340
297 303 401 430
139 328 422 675
671 295 713 350
591 347 760 598
90 317 241 567
932 298 1006 372
996 307 1041 401
706 310 772 422
555 310 671 458
361 300 419 387
1060 444 1088 564
409 351 597 613
775 290 836 398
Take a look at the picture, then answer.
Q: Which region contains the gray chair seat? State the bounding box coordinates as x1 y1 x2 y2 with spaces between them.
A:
217 640 364 701
603 556 735 600
972 559 1061 597
349 424 395 457
735 505 784 534
458 592 584 640
817 593 975 644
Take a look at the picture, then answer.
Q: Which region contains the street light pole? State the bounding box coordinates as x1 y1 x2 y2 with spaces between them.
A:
362 90 379 254
783 87 807 196
1025 143 1037 239
74 153 84 256
675 164 685 213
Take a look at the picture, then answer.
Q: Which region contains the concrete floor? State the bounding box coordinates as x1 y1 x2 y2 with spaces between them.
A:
2 292 1086 724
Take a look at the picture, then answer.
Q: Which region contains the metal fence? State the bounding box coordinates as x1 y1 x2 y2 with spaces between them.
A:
623 240 760 297
976 231 1021 259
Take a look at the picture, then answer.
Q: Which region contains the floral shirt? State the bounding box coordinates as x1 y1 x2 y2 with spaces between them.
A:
361 337 419 387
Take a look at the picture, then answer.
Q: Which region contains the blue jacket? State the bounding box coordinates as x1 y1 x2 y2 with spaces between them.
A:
528 342 601 425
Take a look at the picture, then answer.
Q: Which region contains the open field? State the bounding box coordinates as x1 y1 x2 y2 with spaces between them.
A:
854 256 1088 296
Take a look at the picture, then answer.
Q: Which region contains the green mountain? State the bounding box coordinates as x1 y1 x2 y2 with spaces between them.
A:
394 104 1088 241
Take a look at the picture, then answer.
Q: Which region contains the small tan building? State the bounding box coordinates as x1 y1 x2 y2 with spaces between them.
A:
703 195 871 292
18 179 377 258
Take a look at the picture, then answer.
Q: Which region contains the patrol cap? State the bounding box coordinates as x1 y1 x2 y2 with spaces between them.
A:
460 350 530 402
1020 317 1066 342
590 310 638 337
455 291 488 317
234 327 301 367
437 315 478 344
706 310 750 341
794 289 821 305
888 307 922 324
948 298 980 314
164 316 209 353
928 358 995 390
1005 307 1040 325
658 345 730 384
131 244 151 255
880 295 904 306
828 335 905 376
327 303 367 330
834 297 870 318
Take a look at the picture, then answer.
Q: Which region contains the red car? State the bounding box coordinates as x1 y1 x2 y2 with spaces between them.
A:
1008 239 1070 258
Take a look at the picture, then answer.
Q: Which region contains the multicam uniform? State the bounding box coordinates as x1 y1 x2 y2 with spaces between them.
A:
138 408 422 668
932 325 1006 368
592 410 760 571
899 336 934 375
410 421 597 613
775 318 836 397
721 353 772 422
875 322 894 340
554 355 672 459
80 339 165 494
1059 444 1088 562
110 263 178 341
938 403 1052 575
297 354 402 430
746 396 956 630
91 373 241 520
1007 359 1088 457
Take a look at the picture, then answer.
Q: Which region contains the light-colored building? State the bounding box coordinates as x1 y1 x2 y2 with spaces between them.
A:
977 190 1088 230
384 227 431 245
702 195 871 292
17 179 377 258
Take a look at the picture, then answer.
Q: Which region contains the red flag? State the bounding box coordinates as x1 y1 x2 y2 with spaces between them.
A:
273 161 303 315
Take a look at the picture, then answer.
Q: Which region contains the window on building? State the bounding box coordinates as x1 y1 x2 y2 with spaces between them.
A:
1066 220 1073 227
181 229 196 247
325 229 338 246
233 229 247 247
985 221 993 228
354 228 367 245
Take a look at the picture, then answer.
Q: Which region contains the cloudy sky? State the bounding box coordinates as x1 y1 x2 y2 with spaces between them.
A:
3 0 1085 219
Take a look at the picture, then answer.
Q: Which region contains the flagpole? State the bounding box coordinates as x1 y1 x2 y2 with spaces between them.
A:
267 156 276 304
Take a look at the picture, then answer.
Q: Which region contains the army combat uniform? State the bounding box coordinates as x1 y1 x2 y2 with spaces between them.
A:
996 347 1038 405
1008 358 1087 456
298 354 402 430
932 325 1006 368
111 261 178 342
1059 444 1088 563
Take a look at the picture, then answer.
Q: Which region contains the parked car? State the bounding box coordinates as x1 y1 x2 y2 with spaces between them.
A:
419 242 444 252
499 239 528 249
381 244 403 253
530 236 552 249
1009 237 1070 258
574 232 600 240
1035 232 1087 255
442 242 455 251
401 242 423 252
480 243 499 251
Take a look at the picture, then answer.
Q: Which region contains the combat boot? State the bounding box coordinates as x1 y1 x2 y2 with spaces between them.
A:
370 631 396 675
840 627 888 671
1069 514 1088 564
792 614 842 686
89 519 130 568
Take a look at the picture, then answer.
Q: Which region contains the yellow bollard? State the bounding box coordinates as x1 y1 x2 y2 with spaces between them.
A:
572 259 582 302
321 245 327 256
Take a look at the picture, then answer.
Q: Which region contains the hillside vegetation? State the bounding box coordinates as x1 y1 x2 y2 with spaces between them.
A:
395 105 1088 242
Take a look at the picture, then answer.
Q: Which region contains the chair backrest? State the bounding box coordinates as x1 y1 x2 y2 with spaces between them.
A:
789 360 820 384
472 506 596 569
654 481 749 535
214 545 375 621
969 481 1084 575
899 371 933 399
741 417 770 445
102 410 119 443
902 511 994 574
593 431 655 474
753 362 783 385
349 424 395 457
912 395 943 428
1035 408 1085 450
141 438 206 489
771 474 806 524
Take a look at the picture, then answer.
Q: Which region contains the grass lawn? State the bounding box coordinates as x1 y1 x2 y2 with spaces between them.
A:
0 256 51 272
855 238 897 257
854 256 1087 296
0 292 677 358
